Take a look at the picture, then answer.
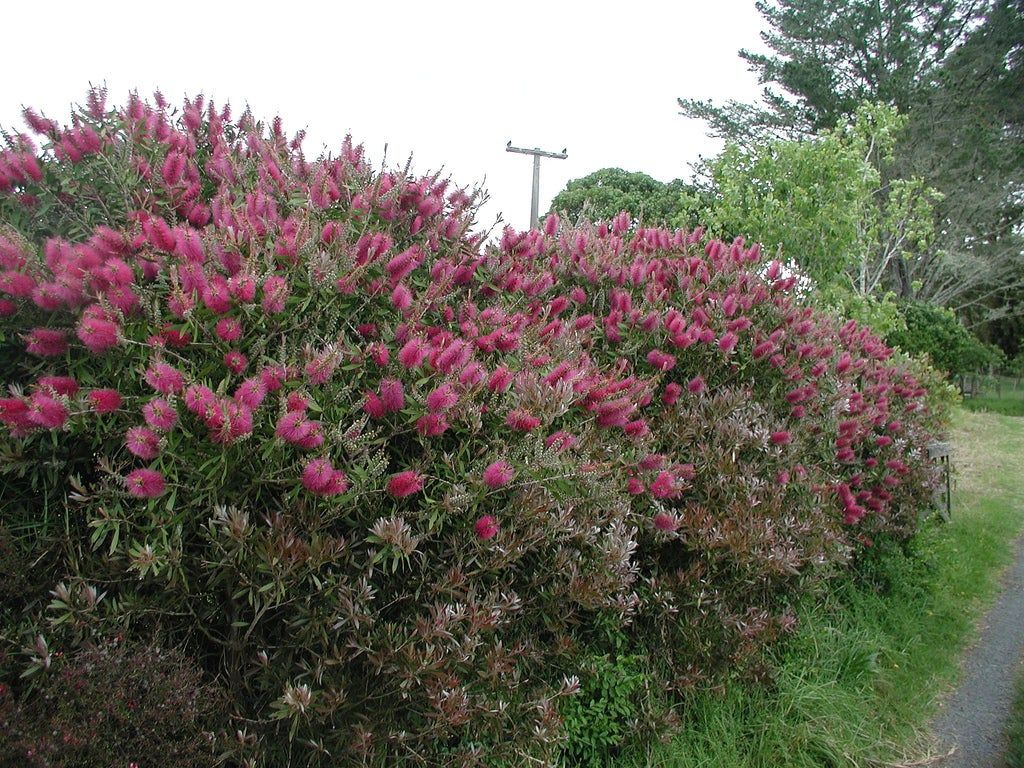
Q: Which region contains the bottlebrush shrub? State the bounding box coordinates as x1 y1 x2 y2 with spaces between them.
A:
0 89 940 764
0 639 225 768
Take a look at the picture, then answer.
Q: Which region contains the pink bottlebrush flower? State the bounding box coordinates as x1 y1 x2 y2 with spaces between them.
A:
28 391 69 429
650 471 682 499
228 273 257 302
379 378 405 412
124 468 166 499
718 332 738 353
391 283 413 310
202 276 232 314
687 376 706 394
275 411 323 448
285 391 310 412
875 435 893 448
233 377 267 409
474 515 500 540
183 384 216 414
304 351 338 385
77 315 119 353
126 426 162 460
0 396 32 431
88 388 122 414
0 270 36 297
627 477 645 495
301 458 349 496
387 470 423 498
639 453 666 471
261 275 289 314
505 409 540 432
624 419 649 438
159 327 191 348
487 365 513 393
653 512 678 532
416 413 448 436
367 343 390 367
215 317 243 342
398 337 428 369
482 460 515 488
646 349 676 371
363 392 387 419
24 328 68 357
769 430 792 446
37 376 78 396
143 398 178 431
224 351 248 374
144 363 185 395
0 299 17 317
662 382 683 406
426 383 459 412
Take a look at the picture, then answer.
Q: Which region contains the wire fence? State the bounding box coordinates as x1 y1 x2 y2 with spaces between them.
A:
958 373 1024 416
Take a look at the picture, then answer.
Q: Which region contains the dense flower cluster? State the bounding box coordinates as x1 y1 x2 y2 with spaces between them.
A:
0 89 939 765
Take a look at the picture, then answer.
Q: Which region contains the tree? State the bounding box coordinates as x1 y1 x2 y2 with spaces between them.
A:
549 168 693 226
678 0 986 142
689 103 939 332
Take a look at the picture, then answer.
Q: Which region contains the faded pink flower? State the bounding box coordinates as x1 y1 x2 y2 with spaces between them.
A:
261 275 289 314
505 409 540 432
653 512 678 532
379 379 405 413
416 413 448 436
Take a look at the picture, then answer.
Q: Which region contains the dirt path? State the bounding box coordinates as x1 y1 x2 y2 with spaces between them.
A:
931 491 1024 766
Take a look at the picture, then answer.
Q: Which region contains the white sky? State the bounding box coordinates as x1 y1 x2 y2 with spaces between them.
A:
1 0 766 232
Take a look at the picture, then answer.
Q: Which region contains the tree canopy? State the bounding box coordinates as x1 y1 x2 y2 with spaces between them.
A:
549 168 692 226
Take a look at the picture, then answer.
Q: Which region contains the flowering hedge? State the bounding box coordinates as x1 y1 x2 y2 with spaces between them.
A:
0 90 940 765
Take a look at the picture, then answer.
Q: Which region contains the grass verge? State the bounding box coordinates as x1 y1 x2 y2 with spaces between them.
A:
1007 674 1024 768
621 408 1024 767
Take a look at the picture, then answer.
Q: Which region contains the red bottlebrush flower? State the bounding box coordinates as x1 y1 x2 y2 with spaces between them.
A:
505 409 540 432
126 426 162 460
77 315 119 353
223 351 248 374
474 515 500 540
301 458 349 496
627 477 645 495
144 363 185 395
769 430 792 446
397 337 427 369
653 512 678 532
25 328 68 357
687 376 706 394
28 391 69 429
646 349 676 371
88 388 122 414
426 383 459 412
387 470 423 498
718 332 738 353
875 435 893 448
482 460 515 488
416 413 448 436
215 317 243 342
142 398 178 431
124 468 166 499
261 275 289 314
0 299 16 317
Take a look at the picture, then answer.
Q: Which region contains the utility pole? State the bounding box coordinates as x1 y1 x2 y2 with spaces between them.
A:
506 142 567 229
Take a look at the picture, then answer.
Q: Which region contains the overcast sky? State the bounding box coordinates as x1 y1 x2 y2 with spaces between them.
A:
1 0 766 232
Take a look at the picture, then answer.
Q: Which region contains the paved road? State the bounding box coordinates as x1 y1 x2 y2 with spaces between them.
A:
932 536 1024 767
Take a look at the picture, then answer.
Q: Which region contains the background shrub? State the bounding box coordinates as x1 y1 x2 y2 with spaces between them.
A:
0 89 940 765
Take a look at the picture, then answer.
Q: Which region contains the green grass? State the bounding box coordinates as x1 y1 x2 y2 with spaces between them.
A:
960 375 1024 417
620 409 1024 767
1007 674 1024 768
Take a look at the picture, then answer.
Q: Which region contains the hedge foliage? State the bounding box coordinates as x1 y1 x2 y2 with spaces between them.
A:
0 90 940 766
